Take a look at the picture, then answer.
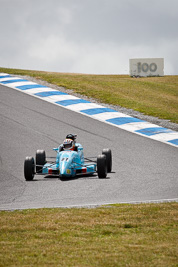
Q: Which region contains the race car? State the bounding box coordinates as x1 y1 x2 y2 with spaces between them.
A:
24 135 112 181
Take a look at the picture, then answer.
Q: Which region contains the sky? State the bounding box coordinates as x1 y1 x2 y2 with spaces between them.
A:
0 0 178 74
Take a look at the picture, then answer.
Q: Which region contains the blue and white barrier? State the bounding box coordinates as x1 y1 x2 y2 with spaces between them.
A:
0 73 177 148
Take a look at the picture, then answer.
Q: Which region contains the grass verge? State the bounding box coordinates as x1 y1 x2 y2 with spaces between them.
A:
0 67 178 124
0 203 178 267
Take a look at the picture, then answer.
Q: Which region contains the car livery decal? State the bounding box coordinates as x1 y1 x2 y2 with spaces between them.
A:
0 73 178 148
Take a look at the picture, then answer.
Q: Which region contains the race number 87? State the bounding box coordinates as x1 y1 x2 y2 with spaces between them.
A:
137 62 157 73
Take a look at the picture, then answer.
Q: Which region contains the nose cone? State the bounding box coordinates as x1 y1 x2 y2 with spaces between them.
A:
59 157 72 177
60 161 68 175
59 151 75 177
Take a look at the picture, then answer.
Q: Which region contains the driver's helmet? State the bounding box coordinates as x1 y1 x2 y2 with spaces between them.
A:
63 138 75 150
66 134 77 141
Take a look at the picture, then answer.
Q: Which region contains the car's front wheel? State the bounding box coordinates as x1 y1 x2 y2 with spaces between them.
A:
24 157 35 181
102 148 112 172
36 150 46 173
97 154 107 178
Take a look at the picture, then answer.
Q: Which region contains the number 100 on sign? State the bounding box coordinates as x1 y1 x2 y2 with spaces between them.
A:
137 62 157 73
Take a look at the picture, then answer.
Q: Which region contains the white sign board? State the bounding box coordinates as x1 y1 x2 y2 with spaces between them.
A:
129 58 164 77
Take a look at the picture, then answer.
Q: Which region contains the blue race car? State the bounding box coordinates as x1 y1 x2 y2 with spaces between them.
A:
24 134 112 181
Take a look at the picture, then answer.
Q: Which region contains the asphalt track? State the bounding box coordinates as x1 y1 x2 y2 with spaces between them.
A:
0 84 178 210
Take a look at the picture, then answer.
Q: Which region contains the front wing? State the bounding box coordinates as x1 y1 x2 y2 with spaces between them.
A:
38 161 96 177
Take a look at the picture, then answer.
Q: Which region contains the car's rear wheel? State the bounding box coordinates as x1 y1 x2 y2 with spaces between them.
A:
97 154 107 178
102 148 112 172
24 157 35 181
36 150 46 173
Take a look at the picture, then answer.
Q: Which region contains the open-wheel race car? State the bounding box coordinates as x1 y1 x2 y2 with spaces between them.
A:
24 134 112 181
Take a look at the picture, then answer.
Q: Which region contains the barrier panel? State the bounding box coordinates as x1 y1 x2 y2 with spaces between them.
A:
129 58 164 77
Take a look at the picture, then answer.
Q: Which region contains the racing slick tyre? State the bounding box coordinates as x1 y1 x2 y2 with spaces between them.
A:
97 154 107 178
36 150 46 173
102 148 112 173
24 157 35 181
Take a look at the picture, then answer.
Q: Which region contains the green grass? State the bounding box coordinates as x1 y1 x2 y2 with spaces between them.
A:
0 203 177 267
0 67 178 123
